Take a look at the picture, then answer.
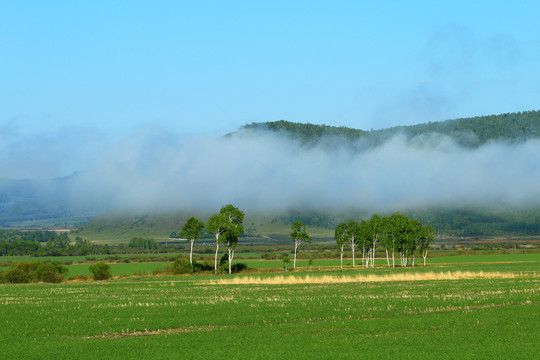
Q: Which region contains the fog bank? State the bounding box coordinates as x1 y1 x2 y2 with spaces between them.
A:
72 127 540 213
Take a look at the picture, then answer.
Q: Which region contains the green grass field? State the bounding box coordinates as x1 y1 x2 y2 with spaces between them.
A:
65 262 171 277
1 257 538 359
2 253 540 279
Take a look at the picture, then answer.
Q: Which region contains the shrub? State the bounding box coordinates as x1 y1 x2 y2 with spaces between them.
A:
230 263 248 273
2 261 39 283
3 268 31 283
89 262 111 280
0 261 68 284
169 256 194 274
193 261 213 272
35 262 67 283
168 256 213 275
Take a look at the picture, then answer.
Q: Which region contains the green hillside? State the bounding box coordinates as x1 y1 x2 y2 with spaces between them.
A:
242 110 540 148
73 211 335 244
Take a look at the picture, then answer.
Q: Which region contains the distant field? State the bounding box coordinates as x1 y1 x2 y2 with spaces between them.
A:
2 253 539 280
1 260 538 359
65 262 171 278
0 253 178 264
427 253 540 263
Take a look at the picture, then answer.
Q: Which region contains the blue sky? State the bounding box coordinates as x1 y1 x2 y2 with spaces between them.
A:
1 1 540 178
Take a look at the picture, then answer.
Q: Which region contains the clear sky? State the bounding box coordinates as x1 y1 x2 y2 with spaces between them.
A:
1 1 540 178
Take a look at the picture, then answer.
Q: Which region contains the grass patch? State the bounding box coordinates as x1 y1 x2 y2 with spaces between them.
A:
205 271 527 285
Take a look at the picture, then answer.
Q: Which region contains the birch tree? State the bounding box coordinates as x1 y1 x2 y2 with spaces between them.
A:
207 213 228 274
179 217 205 265
219 205 245 274
367 215 381 268
357 220 371 267
408 220 423 267
418 225 435 266
290 220 311 269
346 220 360 268
389 213 411 267
334 222 348 269
380 215 398 268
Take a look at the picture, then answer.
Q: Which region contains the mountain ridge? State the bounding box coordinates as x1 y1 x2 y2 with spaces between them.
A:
238 110 540 148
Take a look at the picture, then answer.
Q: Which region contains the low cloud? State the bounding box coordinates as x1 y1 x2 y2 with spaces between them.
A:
70 127 540 214
3 122 539 215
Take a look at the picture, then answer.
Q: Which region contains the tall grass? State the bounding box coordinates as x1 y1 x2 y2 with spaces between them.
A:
205 270 526 285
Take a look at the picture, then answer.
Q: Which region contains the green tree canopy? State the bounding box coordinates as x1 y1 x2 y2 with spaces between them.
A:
290 220 311 269
180 217 205 264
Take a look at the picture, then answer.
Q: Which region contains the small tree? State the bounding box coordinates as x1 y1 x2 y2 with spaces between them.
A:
220 205 245 275
89 262 111 280
418 225 435 266
380 216 396 268
207 205 245 274
346 220 361 268
408 220 423 267
282 256 290 271
334 222 348 269
207 213 228 274
367 215 382 268
179 217 205 264
290 220 311 269
357 220 371 267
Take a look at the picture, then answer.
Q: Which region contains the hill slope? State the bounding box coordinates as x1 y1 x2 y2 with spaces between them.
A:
240 110 540 148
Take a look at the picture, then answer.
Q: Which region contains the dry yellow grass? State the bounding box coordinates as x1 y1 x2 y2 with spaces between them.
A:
203 271 524 285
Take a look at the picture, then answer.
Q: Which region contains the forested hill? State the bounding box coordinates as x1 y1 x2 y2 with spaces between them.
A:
241 120 368 143
240 110 540 148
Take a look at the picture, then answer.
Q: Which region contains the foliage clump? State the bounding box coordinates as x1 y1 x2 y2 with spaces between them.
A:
89 262 111 280
167 255 213 274
128 237 158 250
0 261 68 283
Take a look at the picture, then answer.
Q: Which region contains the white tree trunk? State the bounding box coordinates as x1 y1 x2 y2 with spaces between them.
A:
423 250 428 266
190 239 194 265
228 248 235 274
362 246 365 267
392 249 395 268
351 241 356 268
214 236 220 275
372 237 377 268
340 244 344 269
293 241 298 269
385 248 390 267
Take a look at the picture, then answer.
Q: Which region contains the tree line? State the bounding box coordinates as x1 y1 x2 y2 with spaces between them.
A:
0 236 106 256
179 207 436 273
334 213 435 268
